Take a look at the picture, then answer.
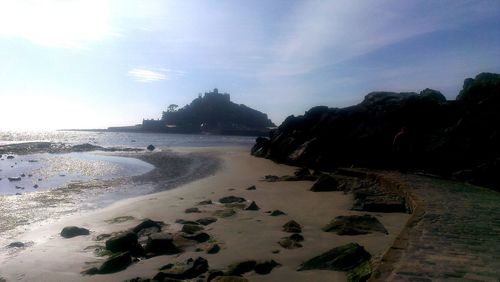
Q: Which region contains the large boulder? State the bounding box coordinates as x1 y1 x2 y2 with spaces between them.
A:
144 233 179 255
98 252 133 274
60 226 90 238
297 243 371 272
105 232 144 256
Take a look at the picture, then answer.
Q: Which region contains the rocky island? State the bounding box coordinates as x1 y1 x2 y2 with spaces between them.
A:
108 88 275 136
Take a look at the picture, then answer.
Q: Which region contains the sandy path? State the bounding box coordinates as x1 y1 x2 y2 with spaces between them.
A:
0 147 409 282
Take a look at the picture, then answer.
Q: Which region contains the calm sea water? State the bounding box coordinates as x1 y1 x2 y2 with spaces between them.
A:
0 131 254 249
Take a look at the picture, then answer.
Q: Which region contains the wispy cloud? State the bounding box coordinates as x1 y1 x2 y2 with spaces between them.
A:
128 68 184 83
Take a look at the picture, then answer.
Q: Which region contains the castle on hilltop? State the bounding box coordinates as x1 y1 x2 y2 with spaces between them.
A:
132 88 275 136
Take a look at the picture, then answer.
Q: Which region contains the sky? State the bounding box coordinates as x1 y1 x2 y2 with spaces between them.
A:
0 0 499 130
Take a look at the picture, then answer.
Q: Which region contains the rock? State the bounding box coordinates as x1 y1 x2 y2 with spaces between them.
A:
182 232 210 243
7 242 25 248
33 184 39 189
197 200 213 205
206 243 220 254
226 260 257 276
297 243 371 272
82 267 100 275
213 209 236 218
263 175 279 182
207 270 224 281
294 167 311 177
244 201 260 211
98 252 133 274
289 233 304 242
6 155 14 159
132 219 163 234
346 261 373 282
185 207 201 213
283 220 302 233
219 196 246 204
212 276 249 282
154 257 208 280
176 219 200 225
96 234 112 241
146 144 155 151
125 278 151 282
8 177 21 181
137 226 161 240
105 232 142 255
254 260 280 275
278 237 302 249
196 217 218 226
310 174 340 192
182 224 204 234
246 185 256 190
270 210 286 216
20 173 26 177
60 226 90 238
144 233 179 255
322 215 388 235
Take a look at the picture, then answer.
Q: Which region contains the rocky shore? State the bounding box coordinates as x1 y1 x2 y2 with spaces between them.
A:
251 72 500 191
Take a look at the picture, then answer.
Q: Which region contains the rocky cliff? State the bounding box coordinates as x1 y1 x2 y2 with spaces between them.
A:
251 73 500 190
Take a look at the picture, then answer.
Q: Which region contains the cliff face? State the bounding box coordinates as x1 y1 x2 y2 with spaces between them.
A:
161 89 275 134
251 73 500 190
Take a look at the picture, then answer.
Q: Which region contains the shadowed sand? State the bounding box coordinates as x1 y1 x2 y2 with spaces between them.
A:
0 147 409 282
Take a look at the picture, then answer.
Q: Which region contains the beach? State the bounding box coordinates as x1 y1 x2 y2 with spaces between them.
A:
0 146 409 281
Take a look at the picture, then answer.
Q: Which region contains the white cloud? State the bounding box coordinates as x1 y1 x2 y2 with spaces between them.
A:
128 68 184 83
0 0 118 48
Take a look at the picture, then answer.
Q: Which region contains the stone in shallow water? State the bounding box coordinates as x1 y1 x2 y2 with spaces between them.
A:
297 243 371 272
60 226 90 238
322 214 388 235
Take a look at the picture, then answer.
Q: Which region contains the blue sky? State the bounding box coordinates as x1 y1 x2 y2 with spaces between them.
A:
0 0 499 130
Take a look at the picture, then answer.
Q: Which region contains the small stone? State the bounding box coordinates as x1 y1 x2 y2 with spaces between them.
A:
244 201 260 211
185 207 201 213
297 243 371 272
182 224 204 234
272 249 280 254
212 277 249 282
146 144 155 151
270 210 286 216
246 185 256 190
60 226 90 238
132 219 163 234
182 232 211 243
176 219 200 225
278 238 302 249
213 209 236 218
7 242 25 248
283 220 302 233
290 233 304 242
197 200 213 205
219 196 246 204
206 244 220 254
196 217 218 226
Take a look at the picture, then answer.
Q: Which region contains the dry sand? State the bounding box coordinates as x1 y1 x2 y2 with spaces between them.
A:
0 147 410 282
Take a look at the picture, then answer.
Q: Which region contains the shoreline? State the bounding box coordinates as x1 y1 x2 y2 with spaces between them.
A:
0 147 410 281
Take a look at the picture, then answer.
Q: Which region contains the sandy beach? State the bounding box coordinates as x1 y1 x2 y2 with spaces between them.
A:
0 147 410 282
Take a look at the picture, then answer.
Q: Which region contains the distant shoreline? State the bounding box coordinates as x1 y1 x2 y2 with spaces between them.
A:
58 127 270 137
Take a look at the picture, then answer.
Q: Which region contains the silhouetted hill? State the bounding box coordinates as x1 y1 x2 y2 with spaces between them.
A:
125 88 275 136
251 72 500 190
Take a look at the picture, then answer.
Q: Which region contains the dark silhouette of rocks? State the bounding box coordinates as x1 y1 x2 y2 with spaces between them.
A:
322 215 388 235
132 219 163 234
105 232 142 254
144 233 179 255
60 226 90 238
182 232 211 243
310 174 340 192
206 243 220 254
297 242 371 272
254 260 281 275
182 224 204 234
112 88 275 136
251 73 500 191
226 260 257 276
146 144 155 151
244 201 260 210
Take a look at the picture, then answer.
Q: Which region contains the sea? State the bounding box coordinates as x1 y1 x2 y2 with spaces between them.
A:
0 130 255 249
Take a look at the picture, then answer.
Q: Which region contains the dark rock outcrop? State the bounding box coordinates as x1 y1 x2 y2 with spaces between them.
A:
297 243 371 272
105 232 143 256
144 233 179 255
250 73 500 191
310 174 340 192
244 201 260 211
154 257 209 280
322 215 388 235
132 219 163 234
98 252 133 274
226 260 257 276
196 217 218 226
60 226 90 238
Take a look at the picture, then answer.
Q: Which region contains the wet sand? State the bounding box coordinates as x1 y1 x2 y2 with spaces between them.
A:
0 147 409 282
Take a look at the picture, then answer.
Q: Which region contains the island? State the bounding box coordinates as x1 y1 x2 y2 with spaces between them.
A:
108 88 276 136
